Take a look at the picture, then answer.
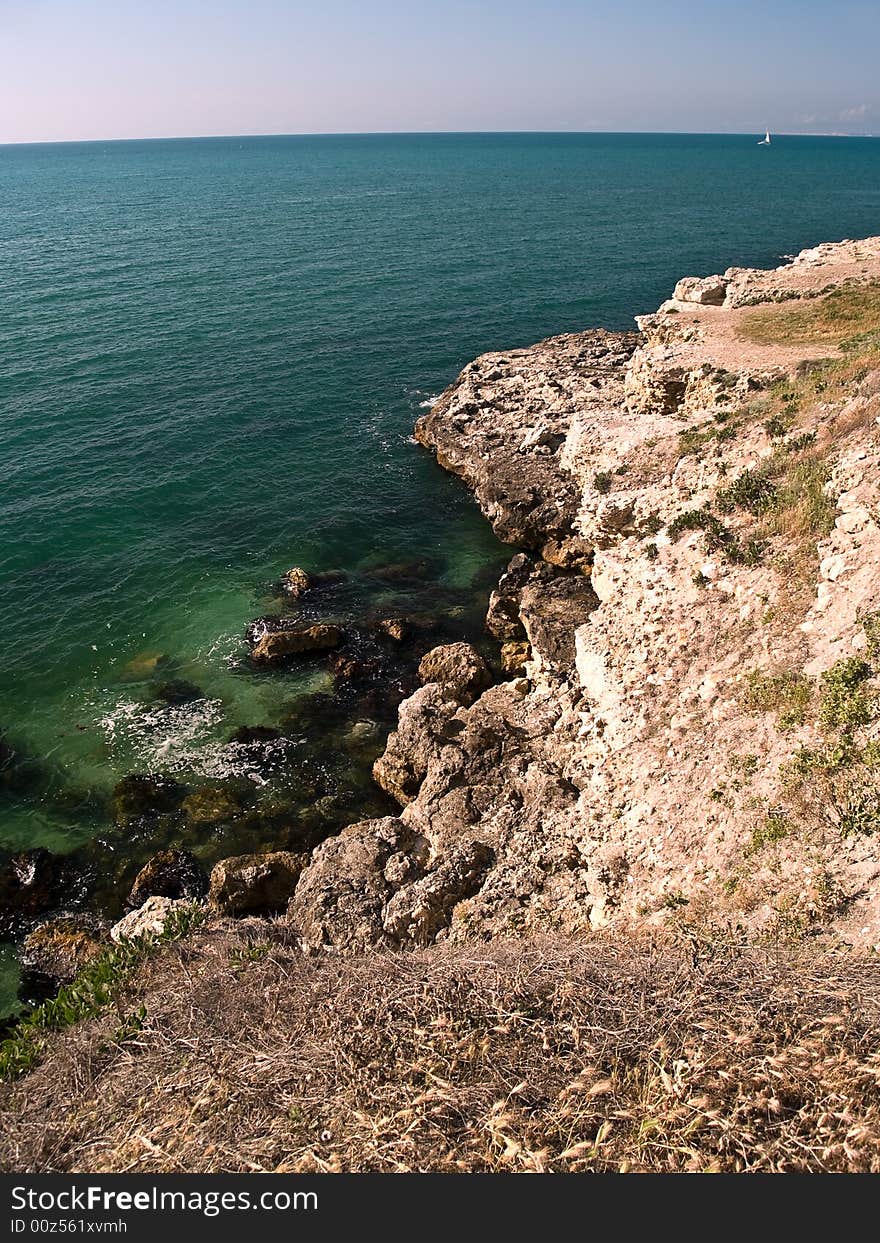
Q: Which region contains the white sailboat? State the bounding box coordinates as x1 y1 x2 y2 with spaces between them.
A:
758 129 771 145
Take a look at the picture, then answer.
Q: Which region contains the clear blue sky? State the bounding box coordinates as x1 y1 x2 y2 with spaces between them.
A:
1 0 878 143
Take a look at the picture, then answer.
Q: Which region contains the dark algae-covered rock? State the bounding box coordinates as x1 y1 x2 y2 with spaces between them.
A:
113 774 186 824
127 848 208 909
181 783 250 827
0 849 68 931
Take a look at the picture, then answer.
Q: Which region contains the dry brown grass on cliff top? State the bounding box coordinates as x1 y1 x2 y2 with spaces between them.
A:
3 930 880 1174
739 281 880 348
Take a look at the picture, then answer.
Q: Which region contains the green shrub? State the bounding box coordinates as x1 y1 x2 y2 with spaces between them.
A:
819 659 874 731
717 469 777 516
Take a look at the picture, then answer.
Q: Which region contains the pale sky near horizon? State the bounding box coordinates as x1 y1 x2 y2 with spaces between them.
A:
0 0 878 145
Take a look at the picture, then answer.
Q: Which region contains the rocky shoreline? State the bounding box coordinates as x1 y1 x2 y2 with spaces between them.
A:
8 234 880 1004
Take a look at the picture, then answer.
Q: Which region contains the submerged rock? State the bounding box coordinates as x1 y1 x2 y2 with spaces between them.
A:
228 725 282 746
121 651 169 680
251 623 344 664
152 679 204 706
181 784 249 827
208 851 307 915
329 649 379 684
0 734 42 795
127 848 208 909
113 774 186 824
23 914 109 985
417 642 491 705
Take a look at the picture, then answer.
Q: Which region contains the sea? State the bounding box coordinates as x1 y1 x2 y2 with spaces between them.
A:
2 131 880 1010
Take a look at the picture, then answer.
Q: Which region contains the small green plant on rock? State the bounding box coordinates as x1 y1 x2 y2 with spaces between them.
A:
819 658 874 731
743 669 813 728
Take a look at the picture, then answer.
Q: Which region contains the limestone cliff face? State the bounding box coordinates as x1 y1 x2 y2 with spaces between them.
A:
290 237 880 952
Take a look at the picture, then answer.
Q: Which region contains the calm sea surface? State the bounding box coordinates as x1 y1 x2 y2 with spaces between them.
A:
2 132 880 1005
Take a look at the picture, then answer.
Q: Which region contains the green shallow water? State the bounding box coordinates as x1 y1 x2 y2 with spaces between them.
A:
2 131 880 1011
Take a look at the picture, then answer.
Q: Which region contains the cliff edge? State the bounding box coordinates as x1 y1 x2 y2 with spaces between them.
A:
290 236 880 950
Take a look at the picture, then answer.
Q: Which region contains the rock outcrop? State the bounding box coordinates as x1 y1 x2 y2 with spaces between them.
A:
208 851 307 915
292 236 880 952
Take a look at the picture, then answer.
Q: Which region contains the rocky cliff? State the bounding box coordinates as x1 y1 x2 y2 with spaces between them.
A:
289 236 880 952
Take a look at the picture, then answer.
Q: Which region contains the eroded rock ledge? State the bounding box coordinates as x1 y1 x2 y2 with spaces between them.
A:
289 236 880 953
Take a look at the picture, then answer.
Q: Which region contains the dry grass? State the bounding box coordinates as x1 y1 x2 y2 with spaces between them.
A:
3 929 880 1173
739 282 880 348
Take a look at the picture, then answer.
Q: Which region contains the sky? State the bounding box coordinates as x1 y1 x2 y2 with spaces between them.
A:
0 0 878 144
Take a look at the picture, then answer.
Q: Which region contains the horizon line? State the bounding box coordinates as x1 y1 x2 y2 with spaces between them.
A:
1 127 877 149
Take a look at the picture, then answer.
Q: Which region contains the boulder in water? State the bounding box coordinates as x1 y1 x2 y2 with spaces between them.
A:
280 566 312 598
251 623 344 664
113 774 186 825
127 848 208 909
23 914 109 985
377 617 409 643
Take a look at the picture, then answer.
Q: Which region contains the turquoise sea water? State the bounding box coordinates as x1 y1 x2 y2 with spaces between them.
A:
2 132 880 1007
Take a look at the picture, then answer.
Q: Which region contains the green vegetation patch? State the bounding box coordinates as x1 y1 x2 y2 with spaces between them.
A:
818 658 874 732
744 669 813 728
739 282 880 348
0 904 206 1081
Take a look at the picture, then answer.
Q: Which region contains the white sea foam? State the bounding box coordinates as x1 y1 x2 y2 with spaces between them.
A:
96 695 296 782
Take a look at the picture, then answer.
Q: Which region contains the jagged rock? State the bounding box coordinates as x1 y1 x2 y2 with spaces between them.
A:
281 566 311 598
673 274 728 305
518 572 599 673
0 849 66 927
415 330 639 552
417 643 491 705
501 641 530 674
372 684 461 805
289 817 430 951
113 774 185 824
23 914 108 985
251 623 344 663
111 896 191 943
377 617 409 642
209 851 308 915
382 841 494 945
485 554 536 640
127 848 208 909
